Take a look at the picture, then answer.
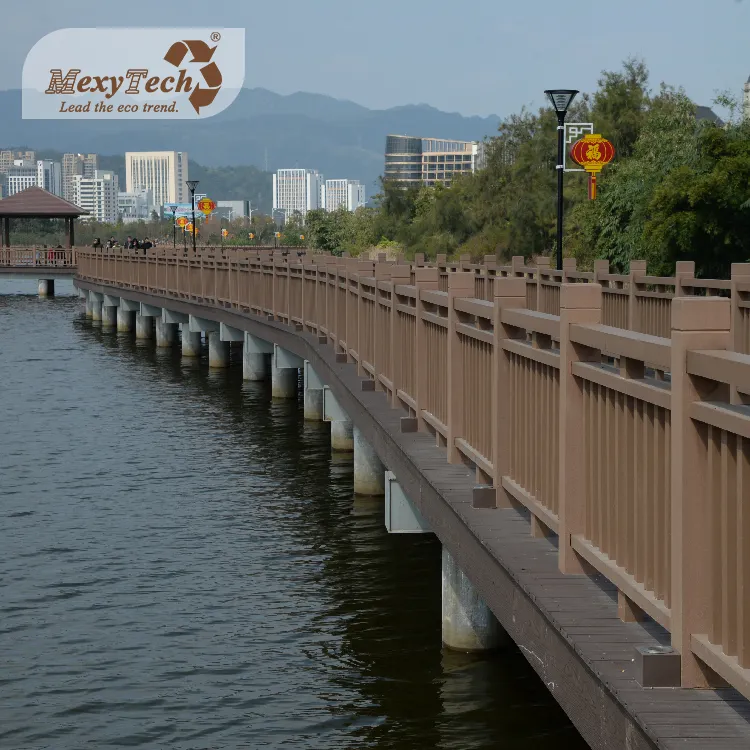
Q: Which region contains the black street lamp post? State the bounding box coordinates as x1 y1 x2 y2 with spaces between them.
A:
168 204 177 249
186 180 199 252
544 89 578 271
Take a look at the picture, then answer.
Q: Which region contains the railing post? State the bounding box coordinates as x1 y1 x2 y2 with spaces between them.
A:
593 259 609 283
731 263 750 364
558 283 603 574
536 256 551 306
670 296 731 688
415 268 439 430
492 278 528 507
373 262 392 388
390 265 412 408
628 260 647 332
674 261 695 297
562 257 576 281
511 256 525 277
447 272 476 464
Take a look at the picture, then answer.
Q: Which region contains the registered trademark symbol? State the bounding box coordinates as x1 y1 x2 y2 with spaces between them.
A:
210 32 221 42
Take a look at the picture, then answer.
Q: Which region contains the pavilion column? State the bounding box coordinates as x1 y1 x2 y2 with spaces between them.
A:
67 218 74 249
3 217 9 249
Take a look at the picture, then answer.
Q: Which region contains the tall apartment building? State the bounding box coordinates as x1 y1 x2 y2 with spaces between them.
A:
125 151 188 209
0 150 35 174
4 159 62 197
384 135 485 187
73 170 119 223
321 179 365 212
62 153 98 203
272 169 322 219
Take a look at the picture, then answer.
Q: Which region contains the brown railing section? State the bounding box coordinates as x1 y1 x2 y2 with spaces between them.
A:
0 247 77 267
77 248 750 700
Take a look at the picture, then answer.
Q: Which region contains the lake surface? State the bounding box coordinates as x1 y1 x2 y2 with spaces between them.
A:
0 279 587 749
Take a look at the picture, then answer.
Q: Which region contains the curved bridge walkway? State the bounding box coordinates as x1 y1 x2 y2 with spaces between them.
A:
69 248 750 750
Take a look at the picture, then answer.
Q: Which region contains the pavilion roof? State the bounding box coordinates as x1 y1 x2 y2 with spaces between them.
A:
0 186 88 217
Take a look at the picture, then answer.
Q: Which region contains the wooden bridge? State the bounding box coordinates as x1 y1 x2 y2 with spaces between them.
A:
65 248 750 748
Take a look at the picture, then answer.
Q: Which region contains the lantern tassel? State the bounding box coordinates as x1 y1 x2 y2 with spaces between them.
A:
589 173 597 200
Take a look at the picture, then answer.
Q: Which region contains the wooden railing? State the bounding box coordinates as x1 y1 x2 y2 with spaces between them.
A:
76 247 750 700
0 247 77 267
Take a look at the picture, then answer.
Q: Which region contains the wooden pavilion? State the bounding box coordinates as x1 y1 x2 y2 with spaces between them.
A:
0 186 88 247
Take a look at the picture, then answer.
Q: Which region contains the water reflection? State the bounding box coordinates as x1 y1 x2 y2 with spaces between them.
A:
0 282 587 749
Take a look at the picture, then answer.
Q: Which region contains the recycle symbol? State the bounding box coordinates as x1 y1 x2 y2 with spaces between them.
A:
164 39 222 114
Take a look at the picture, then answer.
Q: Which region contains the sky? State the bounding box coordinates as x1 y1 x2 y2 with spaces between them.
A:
3 0 750 119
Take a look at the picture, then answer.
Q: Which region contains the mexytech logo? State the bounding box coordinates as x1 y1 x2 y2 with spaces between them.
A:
23 28 244 120
164 39 222 113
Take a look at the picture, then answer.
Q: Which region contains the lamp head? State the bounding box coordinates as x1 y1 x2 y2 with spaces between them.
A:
185 180 199 193
544 89 579 117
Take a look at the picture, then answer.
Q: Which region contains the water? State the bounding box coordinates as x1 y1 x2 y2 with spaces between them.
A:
0 279 587 749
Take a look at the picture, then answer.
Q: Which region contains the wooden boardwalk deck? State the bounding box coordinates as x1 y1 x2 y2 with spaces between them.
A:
76 279 750 750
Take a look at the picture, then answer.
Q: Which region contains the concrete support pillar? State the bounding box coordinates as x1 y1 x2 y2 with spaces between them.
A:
442 548 504 652
242 332 273 381
303 361 324 421
330 420 354 452
135 313 153 340
85 296 93 319
244 351 269 380
272 361 298 398
155 319 177 348
208 331 229 368
353 426 385 496
91 300 102 326
117 307 134 332
181 324 202 357
324 386 354 452
38 279 54 297
101 304 117 329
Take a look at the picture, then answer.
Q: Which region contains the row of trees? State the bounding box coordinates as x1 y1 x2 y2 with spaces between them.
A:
301 59 750 278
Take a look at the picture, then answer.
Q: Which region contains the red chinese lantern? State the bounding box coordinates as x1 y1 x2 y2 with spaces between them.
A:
570 134 615 200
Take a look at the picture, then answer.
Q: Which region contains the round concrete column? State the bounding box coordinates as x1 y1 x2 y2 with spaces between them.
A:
135 313 153 340
91 300 102 326
156 319 178 348
441 548 505 652
101 305 117 329
330 419 354 453
181 324 202 358
85 296 94 319
117 307 134 333
353 426 385 495
38 279 54 297
243 351 269 381
272 361 298 399
208 332 229 369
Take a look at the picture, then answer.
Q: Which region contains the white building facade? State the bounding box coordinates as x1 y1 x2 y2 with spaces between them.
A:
4 159 62 197
321 179 365 212
73 170 119 223
118 189 153 223
272 169 322 219
125 151 188 210
62 153 98 203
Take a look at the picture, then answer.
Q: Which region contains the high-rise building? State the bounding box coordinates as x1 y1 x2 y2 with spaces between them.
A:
118 189 153 223
321 179 365 212
73 170 119 223
62 153 98 203
216 200 252 221
384 135 485 187
125 151 188 209
0 150 36 174
4 159 62 197
272 169 322 219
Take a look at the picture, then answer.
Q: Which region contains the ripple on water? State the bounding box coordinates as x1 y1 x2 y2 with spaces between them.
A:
0 281 587 750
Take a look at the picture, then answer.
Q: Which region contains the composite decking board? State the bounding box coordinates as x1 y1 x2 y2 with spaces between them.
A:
76 280 750 750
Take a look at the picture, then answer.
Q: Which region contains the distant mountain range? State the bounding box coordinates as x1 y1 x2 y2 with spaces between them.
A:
0 88 502 204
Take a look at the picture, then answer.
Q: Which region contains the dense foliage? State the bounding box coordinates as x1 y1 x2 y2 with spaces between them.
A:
304 59 749 278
